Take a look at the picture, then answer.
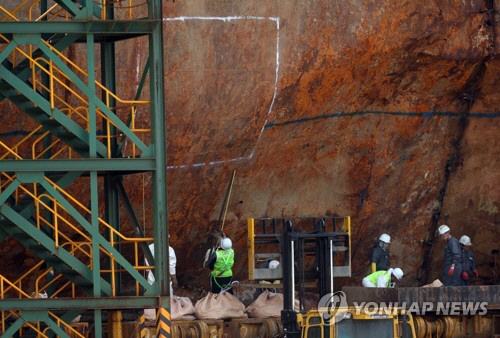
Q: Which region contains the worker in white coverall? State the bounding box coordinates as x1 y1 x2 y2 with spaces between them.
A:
147 241 177 295
362 267 404 287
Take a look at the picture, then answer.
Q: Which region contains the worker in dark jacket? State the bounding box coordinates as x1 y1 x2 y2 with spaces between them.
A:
370 233 390 273
437 225 462 286
206 237 235 294
459 235 478 286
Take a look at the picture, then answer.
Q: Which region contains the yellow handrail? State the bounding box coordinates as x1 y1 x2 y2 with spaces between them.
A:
34 189 150 297
32 55 149 136
3 32 147 114
0 126 44 160
33 3 66 22
0 0 37 22
1 173 151 296
44 176 153 242
47 311 85 338
1 0 144 23
30 56 89 109
0 243 88 303
29 54 149 157
0 278 83 338
0 141 23 160
37 213 93 254
40 40 149 106
1 261 43 296
0 6 19 21
35 243 91 299
30 180 151 245
0 276 31 299
0 32 151 158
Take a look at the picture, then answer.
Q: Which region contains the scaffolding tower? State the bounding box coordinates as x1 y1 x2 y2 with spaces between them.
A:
0 0 169 336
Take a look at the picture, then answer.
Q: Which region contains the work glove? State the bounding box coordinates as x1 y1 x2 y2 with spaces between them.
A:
447 265 455 277
170 274 178 288
461 271 469 280
474 271 478 278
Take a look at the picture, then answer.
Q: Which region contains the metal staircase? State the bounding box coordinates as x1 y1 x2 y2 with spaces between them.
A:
0 1 170 336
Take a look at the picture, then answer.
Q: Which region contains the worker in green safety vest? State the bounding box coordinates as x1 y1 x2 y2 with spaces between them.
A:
206 237 235 293
362 267 404 288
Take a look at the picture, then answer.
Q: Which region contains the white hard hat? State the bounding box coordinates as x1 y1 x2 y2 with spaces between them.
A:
459 235 471 246
392 268 404 280
269 260 280 269
437 225 451 235
379 233 391 244
221 237 232 250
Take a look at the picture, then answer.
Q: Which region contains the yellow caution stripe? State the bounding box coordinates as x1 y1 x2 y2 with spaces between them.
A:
156 307 171 337
138 314 147 338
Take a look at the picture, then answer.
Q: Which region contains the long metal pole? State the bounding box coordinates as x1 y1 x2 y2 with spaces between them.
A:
281 220 299 337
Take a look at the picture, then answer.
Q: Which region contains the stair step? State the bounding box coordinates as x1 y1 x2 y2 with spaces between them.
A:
0 82 14 94
72 142 90 150
8 94 29 104
42 119 61 127
24 106 44 115
57 130 77 140
8 97 33 111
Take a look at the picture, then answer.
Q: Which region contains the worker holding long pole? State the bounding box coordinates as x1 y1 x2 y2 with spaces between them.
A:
203 170 236 292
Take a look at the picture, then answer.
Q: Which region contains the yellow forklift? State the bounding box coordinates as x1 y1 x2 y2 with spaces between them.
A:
247 216 417 338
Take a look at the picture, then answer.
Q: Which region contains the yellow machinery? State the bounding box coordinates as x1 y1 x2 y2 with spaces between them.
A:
247 216 352 337
298 307 416 338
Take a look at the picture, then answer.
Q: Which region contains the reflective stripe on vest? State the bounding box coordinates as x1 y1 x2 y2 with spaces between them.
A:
367 270 390 287
212 249 234 278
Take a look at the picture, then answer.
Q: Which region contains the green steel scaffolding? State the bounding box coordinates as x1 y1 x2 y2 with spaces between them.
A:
0 0 169 336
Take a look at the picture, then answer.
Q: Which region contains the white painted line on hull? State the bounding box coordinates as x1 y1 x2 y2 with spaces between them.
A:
163 16 279 22
163 16 281 170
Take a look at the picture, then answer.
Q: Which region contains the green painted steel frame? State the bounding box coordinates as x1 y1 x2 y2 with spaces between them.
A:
0 0 169 336
0 159 156 171
0 296 170 311
0 21 157 35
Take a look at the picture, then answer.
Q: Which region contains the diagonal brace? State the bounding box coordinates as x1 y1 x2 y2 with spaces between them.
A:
0 179 19 206
115 178 153 265
0 41 16 65
0 317 24 338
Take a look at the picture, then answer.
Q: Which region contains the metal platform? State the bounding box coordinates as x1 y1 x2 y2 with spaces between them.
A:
342 285 500 311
